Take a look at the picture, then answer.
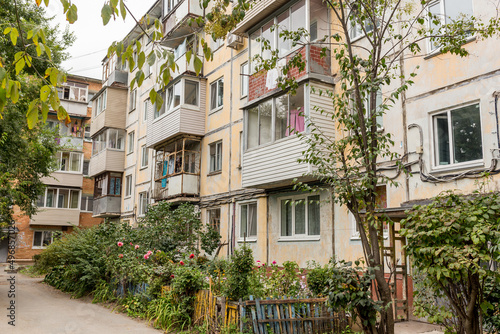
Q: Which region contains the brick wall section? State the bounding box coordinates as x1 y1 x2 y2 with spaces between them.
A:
248 46 330 102
79 212 103 228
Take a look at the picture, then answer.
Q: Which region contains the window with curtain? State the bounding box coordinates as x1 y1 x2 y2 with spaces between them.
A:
280 195 320 238
240 202 257 238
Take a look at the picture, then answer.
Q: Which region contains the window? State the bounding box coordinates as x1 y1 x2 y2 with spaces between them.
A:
130 89 137 111
207 208 221 234
154 80 200 119
127 132 135 154
185 80 198 106
94 172 122 198
84 125 91 142
80 195 94 212
139 192 149 216
210 37 224 51
88 92 95 106
210 78 224 111
280 195 320 238
428 0 473 51
143 100 149 122
33 231 56 248
349 17 377 40
38 188 80 209
92 129 125 155
56 152 83 173
247 85 305 149
241 62 249 98
83 160 90 176
141 145 149 168
209 141 222 173
432 103 482 167
249 0 314 71
125 175 132 197
96 90 107 116
239 202 257 239
57 82 88 102
163 0 181 16
350 185 388 239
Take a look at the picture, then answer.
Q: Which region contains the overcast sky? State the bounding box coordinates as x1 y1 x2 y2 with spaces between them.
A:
46 0 157 80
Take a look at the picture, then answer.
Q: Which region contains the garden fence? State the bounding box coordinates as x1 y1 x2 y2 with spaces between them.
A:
193 290 350 334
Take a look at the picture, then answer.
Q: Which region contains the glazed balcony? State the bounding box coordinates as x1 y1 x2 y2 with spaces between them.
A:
30 208 80 226
162 0 204 49
146 78 206 148
90 87 127 137
89 149 125 177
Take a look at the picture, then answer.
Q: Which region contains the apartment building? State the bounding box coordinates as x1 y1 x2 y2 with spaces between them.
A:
13 75 104 262
89 0 500 270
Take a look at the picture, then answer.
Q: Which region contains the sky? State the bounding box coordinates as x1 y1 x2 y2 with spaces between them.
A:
45 0 158 80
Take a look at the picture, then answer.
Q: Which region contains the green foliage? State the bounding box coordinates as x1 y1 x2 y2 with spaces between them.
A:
224 246 254 300
253 261 308 298
323 259 382 333
137 202 220 260
171 264 207 318
307 261 333 297
402 190 500 333
484 274 500 333
146 294 190 331
0 75 60 237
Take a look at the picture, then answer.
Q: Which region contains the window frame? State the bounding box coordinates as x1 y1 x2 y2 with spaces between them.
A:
32 230 56 249
80 195 94 212
153 79 200 120
95 89 107 116
238 201 258 241
125 174 133 197
210 77 224 112
56 151 84 173
209 141 223 173
38 188 81 209
426 0 474 53
430 101 483 170
143 100 149 122
127 131 135 154
207 208 221 234
138 191 149 216
94 172 122 198
141 145 149 168
240 62 249 98
278 194 321 241
245 85 306 151
130 89 137 112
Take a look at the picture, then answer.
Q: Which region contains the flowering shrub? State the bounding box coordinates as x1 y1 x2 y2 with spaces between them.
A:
224 246 254 300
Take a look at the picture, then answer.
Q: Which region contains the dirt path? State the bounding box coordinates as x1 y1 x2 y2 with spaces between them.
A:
0 268 163 334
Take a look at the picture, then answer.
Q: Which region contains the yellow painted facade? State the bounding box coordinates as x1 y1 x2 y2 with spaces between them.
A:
88 0 500 268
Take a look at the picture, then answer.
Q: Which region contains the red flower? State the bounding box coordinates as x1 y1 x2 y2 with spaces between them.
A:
179 261 185 266
118 254 124 258
170 274 175 278
189 253 195 259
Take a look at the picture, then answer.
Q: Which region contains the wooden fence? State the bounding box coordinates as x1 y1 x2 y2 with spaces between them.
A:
193 290 350 333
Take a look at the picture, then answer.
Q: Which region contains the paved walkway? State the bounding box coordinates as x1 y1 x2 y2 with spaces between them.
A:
0 265 444 334
0 267 162 334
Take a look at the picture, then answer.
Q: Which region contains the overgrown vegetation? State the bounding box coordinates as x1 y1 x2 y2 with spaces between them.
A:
402 190 500 334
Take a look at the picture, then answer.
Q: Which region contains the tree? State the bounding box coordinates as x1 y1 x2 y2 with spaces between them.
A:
137 202 220 260
0 75 60 236
401 190 500 334
221 1 500 333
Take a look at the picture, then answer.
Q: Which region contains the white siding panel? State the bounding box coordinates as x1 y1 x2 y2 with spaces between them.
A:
41 172 83 188
89 149 125 177
31 208 80 226
242 136 309 188
309 82 336 140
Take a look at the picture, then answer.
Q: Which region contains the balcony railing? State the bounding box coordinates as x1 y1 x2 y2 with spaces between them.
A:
152 174 199 201
162 0 204 49
93 196 121 218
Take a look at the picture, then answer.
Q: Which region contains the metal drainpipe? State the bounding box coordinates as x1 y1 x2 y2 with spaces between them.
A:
495 94 500 149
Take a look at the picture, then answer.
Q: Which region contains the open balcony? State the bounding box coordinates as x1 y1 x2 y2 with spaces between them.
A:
162 0 204 49
93 196 121 218
146 78 205 148
152 137 200 201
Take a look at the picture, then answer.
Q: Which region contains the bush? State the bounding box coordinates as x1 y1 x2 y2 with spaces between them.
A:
224 246 254 300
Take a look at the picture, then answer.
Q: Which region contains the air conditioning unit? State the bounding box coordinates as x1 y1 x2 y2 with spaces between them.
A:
227 33 244 50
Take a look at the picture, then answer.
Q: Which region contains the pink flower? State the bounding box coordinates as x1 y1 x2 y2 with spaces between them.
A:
256 260 261 263
144 254 150 260
135 245 140 249
272 261 277 265
130 242 133 246
118 254 124 258
147 250 153 255
189 253 195 259
117 242 123 247
179 261 185 266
